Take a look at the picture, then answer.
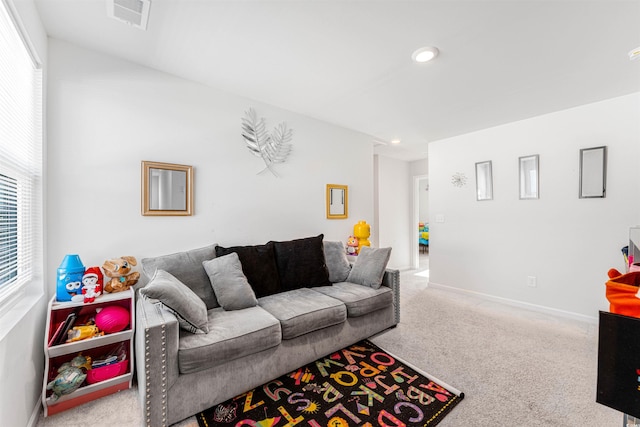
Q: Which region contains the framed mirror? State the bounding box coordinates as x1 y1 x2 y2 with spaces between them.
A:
475 161 493 201
519 154 539 199
142 161 193 216
326 184 348 219
579 146 607 198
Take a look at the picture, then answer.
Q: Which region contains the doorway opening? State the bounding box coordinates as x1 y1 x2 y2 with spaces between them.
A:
412 174 429 275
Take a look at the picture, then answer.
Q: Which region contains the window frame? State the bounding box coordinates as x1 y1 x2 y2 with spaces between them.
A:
0 0 44 319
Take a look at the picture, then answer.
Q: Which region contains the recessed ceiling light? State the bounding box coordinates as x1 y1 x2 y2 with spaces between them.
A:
391 139 401 145
412 46 439 63
630 47 640 61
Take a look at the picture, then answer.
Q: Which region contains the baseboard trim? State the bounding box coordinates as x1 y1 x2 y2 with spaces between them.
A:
27 399 41 427
427 281 599 324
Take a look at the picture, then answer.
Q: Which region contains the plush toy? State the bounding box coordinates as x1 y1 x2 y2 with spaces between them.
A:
46 354 92 401
81 266 103 303
346 235 359 256
56 254 85 302
102 256 140 293
67 325 103 342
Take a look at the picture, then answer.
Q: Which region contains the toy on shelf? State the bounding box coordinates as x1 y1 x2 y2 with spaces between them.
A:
102 256 140 293
353 220 370 254
419 222 429 253
67 324 103 342
346 235 359 255
95 305 130 333
46 353 91 401
56 255 85 302
81 266 103 303
87 343 128 384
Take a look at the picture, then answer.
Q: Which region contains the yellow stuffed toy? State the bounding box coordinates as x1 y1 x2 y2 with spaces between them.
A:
102 256 140 293
67 325 103 342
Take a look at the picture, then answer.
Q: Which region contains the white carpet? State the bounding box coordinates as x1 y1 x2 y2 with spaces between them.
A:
36 268 621 427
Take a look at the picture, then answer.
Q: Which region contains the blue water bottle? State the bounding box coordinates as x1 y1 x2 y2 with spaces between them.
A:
56 254 85 302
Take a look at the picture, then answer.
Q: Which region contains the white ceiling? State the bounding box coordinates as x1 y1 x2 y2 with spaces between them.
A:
34 0 640 161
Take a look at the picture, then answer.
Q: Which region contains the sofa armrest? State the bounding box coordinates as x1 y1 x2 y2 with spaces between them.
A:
135 296 180 427
381 268 400 324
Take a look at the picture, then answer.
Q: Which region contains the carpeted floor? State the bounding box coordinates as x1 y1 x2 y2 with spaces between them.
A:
36 264 622 427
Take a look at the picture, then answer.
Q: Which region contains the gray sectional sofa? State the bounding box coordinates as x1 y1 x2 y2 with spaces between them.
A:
134 237 399 427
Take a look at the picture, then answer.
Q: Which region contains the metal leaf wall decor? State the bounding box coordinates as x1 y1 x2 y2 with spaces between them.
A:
241 108 293 177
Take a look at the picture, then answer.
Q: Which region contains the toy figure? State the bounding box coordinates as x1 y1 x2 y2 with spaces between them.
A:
346 236 359 256
46 354 92 401
67 281 84 302
102 256 140 293
81 266 103 303
353 220 371 254
67 325 103 342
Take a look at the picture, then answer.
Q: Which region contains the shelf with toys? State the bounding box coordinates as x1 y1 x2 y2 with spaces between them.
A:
42 289 135 416
46 290 134 357
42 254 139 417
43 340 132 408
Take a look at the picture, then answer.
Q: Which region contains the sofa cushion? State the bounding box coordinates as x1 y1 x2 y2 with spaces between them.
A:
141 244 219 309
202 252 258 311
178 306 281 374
215 242 281 298
139 270 210 334
258 288 346 339
314 282 393 317
323 240 351 283
346 246 392 289
271 234 331 290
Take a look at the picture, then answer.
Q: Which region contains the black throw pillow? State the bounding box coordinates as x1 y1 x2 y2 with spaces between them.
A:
270 234 331 290
214 242 281 298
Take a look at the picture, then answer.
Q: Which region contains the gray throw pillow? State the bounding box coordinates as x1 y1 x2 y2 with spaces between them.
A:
139 269 209 334
323 241 351 283
202 253 258 311
141 244 219 309
346 246 392 289
215 242 281 297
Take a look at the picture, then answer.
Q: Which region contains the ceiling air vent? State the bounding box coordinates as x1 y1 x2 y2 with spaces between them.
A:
107 0 151 30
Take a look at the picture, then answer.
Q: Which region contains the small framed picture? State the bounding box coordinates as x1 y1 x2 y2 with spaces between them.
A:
475 161 493 201
579 146 607 198
519 155 539 199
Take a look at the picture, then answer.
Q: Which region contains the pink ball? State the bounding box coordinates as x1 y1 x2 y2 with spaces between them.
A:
95 305 129 333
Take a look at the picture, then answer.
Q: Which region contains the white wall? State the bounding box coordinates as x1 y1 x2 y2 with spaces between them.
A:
409 159 428 177
0 1 47 426
429 93 640 319
46 39 378 287
375 154 411 270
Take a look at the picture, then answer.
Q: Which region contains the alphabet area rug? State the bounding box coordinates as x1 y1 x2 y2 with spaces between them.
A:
196 339 464 427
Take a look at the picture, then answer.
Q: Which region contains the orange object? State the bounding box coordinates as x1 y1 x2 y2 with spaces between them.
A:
605 268 640 318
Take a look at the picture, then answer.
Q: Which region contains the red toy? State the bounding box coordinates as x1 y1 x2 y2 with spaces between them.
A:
81 266 103 303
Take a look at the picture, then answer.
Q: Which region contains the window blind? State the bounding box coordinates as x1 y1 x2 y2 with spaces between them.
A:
0 0 43 299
